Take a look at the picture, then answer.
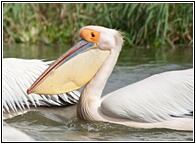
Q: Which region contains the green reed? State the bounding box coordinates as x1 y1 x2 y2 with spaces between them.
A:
3 3 193 48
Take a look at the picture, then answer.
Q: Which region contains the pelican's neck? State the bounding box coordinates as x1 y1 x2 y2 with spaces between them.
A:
77 48 121 121
86 49 120 98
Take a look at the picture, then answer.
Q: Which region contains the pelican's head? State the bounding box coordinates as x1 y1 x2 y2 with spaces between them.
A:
27 26 123 95
79 26 123 51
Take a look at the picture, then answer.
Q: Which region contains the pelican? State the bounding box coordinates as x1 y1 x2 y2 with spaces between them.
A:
3 58 80 119
27 26 193 131
3 122 35 141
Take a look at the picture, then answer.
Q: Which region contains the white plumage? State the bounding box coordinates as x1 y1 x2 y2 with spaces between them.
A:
102 69 193 123
3 122 35 141
3 58 80 119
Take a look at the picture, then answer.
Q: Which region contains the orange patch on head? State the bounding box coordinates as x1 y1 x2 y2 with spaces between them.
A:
79 28 100 43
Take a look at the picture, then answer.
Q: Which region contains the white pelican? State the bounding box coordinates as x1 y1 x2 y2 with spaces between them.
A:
3 58 80 119
27 26 193 131
3 122 35 141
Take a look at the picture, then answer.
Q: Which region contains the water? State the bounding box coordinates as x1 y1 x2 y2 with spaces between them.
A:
3 43 193 141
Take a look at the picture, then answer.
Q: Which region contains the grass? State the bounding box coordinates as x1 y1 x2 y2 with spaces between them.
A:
3 3 193 48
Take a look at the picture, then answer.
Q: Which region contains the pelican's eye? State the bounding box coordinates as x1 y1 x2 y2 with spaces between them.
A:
80 29 100 43
91 32 95 37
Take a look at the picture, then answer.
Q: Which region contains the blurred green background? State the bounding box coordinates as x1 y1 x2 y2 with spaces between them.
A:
3 3 193 48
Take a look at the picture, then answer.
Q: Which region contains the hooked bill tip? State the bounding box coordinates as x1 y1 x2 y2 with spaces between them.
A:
26 88 31 95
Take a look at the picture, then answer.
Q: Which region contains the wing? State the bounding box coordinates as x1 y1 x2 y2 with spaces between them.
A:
3 58 80 114
101 69 193 123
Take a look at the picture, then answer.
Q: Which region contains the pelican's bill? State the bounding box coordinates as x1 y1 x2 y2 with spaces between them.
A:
28 40 110 95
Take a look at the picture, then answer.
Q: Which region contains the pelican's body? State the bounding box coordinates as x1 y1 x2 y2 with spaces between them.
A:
78 68 192 130
3 58 80 119
27 26 193 131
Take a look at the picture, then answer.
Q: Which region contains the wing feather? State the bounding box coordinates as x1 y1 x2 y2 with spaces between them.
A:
101 69 193 123
3 58 80 115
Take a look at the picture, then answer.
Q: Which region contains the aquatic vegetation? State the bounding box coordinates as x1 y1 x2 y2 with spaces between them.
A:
3 3 193 48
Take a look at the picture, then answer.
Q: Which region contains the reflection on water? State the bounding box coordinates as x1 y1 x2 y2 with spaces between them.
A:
3 43 71 60
5 111 193 141
3 43 193 141
3 44 193 66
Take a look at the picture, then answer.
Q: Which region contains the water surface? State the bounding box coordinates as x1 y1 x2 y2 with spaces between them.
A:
3 43 193 141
